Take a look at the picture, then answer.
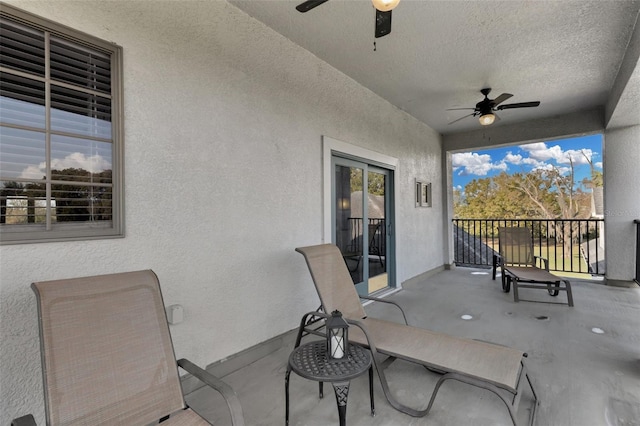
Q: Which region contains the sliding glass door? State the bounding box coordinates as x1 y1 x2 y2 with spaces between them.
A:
333 156 393 295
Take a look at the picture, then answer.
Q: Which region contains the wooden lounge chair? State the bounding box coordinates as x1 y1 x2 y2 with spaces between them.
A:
295 244 539 426
495 227 574 306
11 270 244 426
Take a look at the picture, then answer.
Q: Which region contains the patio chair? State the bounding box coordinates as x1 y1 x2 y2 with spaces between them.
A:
342 222 385 272
295 244 539 426
11 270 244 426
495 227 574 307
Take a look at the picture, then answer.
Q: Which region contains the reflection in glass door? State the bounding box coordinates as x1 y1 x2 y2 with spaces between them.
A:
366 169 388 293
333 158 392 295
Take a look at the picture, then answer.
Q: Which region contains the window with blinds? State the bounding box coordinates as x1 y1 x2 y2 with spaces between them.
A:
0 5 123 244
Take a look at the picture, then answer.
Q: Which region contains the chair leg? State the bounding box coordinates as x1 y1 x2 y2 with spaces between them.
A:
285 369 291 426
369 366 375 416
525 372 540 426
513 278 520 302
426 373 521 426
503 275 511 293
563 280 574 307
493 254 498 280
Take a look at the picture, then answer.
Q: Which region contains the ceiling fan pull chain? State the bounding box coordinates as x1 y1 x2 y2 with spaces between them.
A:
373 41 377 51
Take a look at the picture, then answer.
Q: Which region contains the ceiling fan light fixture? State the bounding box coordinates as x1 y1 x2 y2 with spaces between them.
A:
371 0 400 12
479 113 495 126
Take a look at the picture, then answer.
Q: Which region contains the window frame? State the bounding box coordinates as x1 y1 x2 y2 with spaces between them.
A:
0 3 124 244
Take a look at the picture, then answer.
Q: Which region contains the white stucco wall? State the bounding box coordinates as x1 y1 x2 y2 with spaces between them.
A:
603 125 640 282
0 1 443 422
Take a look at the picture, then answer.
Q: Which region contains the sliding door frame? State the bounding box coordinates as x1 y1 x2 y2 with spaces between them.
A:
322 135 398 289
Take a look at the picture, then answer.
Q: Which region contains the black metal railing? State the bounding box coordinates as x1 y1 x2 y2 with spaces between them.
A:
345 218 386 257
453 218 605 276
635 220 640 284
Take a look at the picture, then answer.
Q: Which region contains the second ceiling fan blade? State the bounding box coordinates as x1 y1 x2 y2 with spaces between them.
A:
375 9 392 38
497 101 541 110
296 0 329 13
492 93 513 106
448 113 475 125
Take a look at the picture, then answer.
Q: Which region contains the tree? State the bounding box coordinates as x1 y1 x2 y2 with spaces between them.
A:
454 171 554 219
455 159 593 256
349 168 385 196
48 168 112 222
1 168 112 225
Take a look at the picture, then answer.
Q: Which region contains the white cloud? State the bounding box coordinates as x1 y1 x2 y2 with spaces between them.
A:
531 163 571 175
520 143 563 161
51 152 111 172
520 142 593 166
522 157 545 167
502 152 548 169
595 162 603 169
20 152 111 180
562 149 593 166
452 152 507 176
19 166 46 180
503 152 522 165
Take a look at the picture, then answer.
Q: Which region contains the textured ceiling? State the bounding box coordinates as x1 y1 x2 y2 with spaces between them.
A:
230 0 640 135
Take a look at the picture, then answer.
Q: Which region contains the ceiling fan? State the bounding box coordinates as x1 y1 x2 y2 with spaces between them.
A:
295 0 400 38
448 88 541 126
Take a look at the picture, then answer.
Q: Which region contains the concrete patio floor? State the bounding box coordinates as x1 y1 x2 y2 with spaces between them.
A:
185 267 640 426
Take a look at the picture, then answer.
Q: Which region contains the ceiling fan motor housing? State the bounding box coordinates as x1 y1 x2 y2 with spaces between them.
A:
476 101 492 116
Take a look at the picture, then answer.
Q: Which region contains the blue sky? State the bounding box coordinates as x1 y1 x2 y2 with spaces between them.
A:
452 134 603 191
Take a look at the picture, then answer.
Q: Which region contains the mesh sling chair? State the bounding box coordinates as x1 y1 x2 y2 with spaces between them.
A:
495 227 574 307
11 270 244 426
342 223 385 272
295 244 539 426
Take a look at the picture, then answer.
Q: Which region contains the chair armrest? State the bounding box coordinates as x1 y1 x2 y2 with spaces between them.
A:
359 295 409 325
177 358 245 426
534 256 549 271
11 415 36 426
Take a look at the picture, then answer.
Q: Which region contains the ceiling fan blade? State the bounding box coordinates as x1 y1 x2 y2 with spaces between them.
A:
448 113 475 125
296 0 329 13
375 9 392 38
492 93 513 106
446 107 476 111
496 101 540 110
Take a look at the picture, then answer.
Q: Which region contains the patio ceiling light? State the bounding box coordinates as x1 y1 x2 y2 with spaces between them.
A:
371 0 400 12
479 112 496 126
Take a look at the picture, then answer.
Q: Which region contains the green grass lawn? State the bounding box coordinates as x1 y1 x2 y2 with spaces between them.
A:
535 245 589 274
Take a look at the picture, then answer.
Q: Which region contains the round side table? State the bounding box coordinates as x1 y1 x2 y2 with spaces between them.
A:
285 340 374 426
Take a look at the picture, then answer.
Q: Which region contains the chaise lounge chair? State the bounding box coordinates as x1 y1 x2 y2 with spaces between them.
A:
11 270 244 426
494 227 574 306
295 244 538 426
